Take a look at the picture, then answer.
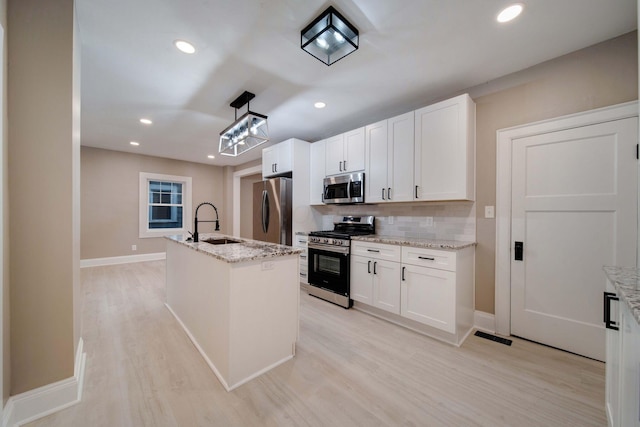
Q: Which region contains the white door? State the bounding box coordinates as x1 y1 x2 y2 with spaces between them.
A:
511 117 638 361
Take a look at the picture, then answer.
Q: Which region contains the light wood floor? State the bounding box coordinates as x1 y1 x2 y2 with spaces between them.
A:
27 261 606 427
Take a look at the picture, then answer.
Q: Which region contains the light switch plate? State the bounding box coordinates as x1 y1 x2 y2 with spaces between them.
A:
262 261 274 271
485 206 495 219
388 216 394 225
423 217 434 227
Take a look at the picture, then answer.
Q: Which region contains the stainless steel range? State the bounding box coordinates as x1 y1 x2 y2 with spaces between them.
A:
307 215 375 308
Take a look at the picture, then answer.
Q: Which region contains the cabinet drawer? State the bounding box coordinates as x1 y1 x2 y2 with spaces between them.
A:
351 241 401 262
295 236 308 248
401 246 456 272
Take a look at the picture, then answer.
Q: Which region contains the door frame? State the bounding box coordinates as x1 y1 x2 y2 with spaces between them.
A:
232 165 262 237
495 101 638 336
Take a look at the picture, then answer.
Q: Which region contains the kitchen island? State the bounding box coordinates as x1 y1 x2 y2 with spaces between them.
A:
165 233 302 391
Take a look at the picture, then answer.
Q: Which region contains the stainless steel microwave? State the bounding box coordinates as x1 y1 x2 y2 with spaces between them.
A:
323 172 364 204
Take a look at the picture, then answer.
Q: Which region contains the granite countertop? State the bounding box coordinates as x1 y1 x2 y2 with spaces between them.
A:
351 235 476 250
604 266 640 325
165 233 302 264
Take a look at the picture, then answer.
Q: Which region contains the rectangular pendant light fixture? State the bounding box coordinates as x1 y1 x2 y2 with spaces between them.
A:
301 6 359 66
219 91 269 157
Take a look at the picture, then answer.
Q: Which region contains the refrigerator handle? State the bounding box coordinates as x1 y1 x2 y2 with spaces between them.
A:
261 190 270 234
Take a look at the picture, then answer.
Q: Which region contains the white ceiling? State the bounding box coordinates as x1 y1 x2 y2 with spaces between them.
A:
77 0 637 167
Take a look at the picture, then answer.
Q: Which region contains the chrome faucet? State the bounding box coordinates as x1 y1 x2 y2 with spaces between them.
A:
193 202 220 243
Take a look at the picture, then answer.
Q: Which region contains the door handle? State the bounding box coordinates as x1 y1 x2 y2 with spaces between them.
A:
343 160 347 171
367 249 380 253
604 292 619 330
415 185 419 199
339 161 343 171
402 266 406 281
382 188 386 200
418 256 435 261
514 241 523 261
373 261 377 275
368 260 371 274
275 163 278 173
388 187 391 200
261 190 270 234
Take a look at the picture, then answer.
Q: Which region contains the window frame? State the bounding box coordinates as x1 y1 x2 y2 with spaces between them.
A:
139 172 192 239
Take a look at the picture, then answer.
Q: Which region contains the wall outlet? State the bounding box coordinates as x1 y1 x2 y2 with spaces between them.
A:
262 261 274 271
131 245 137 251
485 206 495 219
388 216 394 225
424 217 434 227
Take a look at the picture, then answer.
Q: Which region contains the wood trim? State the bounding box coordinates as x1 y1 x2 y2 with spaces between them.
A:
495 101 639 337
474 311 496 333
80 252 166 268
2 339 86 427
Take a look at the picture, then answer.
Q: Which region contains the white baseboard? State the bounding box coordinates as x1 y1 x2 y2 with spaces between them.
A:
3 338 86 427
80 252 165 268
474 311 496 333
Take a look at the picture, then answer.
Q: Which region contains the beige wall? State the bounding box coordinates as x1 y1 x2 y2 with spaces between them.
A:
467 31 638 314
8 0 78 394
81 147 225 259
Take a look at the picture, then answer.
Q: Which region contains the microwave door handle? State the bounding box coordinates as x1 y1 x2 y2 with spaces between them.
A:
347 180 351 200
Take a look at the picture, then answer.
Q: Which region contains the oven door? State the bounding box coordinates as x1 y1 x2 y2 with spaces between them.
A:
308 244 350 297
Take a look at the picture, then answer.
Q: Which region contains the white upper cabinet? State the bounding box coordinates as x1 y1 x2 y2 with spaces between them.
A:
414 94 475 201
262 139 293 178
309 140 326 205
326 127 365 175
387 112 415 202
365 120 388 203
365 112 415 203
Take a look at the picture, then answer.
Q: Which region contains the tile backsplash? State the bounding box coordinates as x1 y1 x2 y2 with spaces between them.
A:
312 201 476 242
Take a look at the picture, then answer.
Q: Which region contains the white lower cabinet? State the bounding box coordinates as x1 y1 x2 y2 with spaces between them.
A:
401 263 455 333
351 242 401 314
350 240 474 345
605 281 640 427
295 235 308 284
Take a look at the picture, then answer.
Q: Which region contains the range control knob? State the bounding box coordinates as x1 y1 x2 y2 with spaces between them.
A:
335 240 342 246
323 238 329 244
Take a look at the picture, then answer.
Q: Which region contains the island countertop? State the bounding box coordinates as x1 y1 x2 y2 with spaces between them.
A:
603 266 640 325
165 233 302 264
351 235 476 250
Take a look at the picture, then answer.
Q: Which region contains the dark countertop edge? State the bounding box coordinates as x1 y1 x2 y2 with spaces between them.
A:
350 235 477 250
165 233 303 264
603 266 640 325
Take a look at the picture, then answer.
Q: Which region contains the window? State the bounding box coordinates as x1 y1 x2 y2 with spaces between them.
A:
139 172 192 238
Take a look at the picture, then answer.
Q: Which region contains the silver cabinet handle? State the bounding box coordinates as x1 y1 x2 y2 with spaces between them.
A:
418 256 435 261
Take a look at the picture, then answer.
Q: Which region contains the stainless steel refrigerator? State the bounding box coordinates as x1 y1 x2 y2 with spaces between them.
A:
253 177 292 246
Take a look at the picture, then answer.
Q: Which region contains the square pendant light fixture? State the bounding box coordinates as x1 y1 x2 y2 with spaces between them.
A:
219 91 269 157
301 6 359 66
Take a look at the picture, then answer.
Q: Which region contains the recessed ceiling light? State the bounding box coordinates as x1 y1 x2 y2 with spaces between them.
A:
207 155 215 159
130 141 140 146
139 118 152 125
497 4 523 23
314 101 326 109
174 40 196 54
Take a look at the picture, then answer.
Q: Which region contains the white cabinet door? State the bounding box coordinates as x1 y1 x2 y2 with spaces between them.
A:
351 255 374 304
325 134 345 176
388 111 414 202
365 120 388 203
414 94 475 201
372 259 401 314
262 146 278 178
309 140 326 205
275 139 293 175
344 127 365 172
401 264 456 333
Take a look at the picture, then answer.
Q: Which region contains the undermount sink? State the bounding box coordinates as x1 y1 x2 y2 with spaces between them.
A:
202 238 241 245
